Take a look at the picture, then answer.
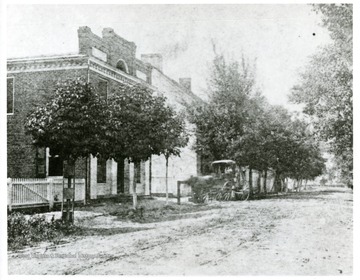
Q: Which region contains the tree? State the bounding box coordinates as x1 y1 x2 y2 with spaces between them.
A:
25 78 111 220
285 120 326 189
189 53 326 196
108 84 188 208
258 108 325 192
188 54 258 168
290 4 352 186
158 112 188 205
259 106 297 192
108 84 158 209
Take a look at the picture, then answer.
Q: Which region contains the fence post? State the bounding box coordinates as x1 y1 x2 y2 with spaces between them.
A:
177 181 181 205
48 178 54 211
7 178 12 212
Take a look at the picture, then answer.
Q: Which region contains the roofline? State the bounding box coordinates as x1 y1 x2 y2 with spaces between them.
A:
151 67 204 104
7 54 155 90
7 53 86 63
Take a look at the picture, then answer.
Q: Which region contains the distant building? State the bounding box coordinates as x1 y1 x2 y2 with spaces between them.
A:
7 26 202 199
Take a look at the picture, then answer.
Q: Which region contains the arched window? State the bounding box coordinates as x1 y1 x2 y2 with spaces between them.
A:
116 59 128 73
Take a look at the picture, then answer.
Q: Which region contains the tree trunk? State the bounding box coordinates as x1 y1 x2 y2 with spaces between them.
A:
257 172 261 194
85 155 90 203
249 168 253 195
63 158 75 224
281 177 286 192
263 170 267 194
132 163 138 210
149 155 152 196
165 155 169 205
296 179 301 192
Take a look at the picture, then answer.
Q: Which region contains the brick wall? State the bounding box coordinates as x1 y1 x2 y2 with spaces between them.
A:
7 26 203 198
78 27 136 76
78 26 152 84
7 68 88 178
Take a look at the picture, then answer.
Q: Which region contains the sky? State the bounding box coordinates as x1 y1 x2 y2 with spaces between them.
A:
6 4 332 109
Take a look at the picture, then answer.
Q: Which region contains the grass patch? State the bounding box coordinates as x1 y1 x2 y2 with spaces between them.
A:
79 198 222 223
8 198 222 250
8 212 80 251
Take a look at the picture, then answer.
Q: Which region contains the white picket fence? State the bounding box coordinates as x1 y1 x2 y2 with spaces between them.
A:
7 177 86 211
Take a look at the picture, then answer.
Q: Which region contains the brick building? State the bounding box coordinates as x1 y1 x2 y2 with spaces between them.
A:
7 26 202 199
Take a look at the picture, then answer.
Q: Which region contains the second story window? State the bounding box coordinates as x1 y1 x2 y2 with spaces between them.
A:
7 77 14 114
116 59 128 73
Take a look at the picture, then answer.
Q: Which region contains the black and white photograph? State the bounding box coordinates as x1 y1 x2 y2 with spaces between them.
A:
1 0 357 277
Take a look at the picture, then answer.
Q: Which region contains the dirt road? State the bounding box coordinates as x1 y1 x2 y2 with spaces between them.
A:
8 187 353 275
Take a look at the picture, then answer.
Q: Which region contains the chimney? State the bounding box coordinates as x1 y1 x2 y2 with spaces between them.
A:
78 26 92 34
102 27 136 56
141 54 163 72
78 26 92 55
179 78 192 92
102 27 115 38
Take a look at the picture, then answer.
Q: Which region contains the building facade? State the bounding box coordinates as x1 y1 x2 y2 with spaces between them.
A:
7 26 201 199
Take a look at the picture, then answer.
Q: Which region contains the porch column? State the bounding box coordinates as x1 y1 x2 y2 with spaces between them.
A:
90 155 97 199
144 160 150 195
110 159 117 195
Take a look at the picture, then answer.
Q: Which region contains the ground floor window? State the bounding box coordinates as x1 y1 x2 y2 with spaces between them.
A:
49 154 63 176
35 147 46 178
135 162 141 183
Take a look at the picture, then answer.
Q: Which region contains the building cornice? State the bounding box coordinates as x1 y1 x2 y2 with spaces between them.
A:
7 53 87 62
88 57 155 90
7 55 88 73
6 54 156 91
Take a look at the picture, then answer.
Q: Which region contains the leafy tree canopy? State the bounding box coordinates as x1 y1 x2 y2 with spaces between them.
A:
290 4 352 184
25 78 110 160
107 83 188 163
26 80 188 167
189 53 325 187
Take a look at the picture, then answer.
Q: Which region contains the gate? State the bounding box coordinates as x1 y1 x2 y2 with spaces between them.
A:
7 177 86 211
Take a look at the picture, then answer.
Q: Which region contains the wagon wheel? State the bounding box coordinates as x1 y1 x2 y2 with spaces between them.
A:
202 192 210 203
198 188 211 203
201 193 209 203
238 182 250 201
237 189 250 201
221 181 234 201
215 191 224 201
222 190 232 201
